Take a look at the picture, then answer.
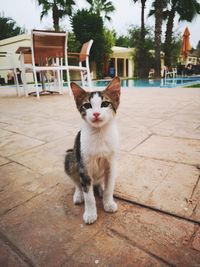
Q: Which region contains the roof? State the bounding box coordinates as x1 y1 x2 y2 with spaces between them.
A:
0 34 30 47
188 49 199 57
111 46 134 59
112 46 134 53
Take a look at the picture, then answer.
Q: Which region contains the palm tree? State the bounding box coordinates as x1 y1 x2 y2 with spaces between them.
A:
36 0 75 31
86 0 115 21
0 16 26 40
132 0 148 78
163 0 200 67
132 0 147 41
154 0 163 78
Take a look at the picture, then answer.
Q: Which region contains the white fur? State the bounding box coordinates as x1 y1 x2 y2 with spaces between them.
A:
73 185 84 205
85 93 115 128
80 93 119 224
83 186 97 224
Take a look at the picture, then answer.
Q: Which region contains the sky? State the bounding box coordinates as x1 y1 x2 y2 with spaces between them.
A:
1 0 200 48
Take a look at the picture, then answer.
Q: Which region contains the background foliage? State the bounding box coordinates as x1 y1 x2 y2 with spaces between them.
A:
71 9 105 78
0 15 26 40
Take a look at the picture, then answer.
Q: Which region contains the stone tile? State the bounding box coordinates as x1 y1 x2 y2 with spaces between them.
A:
0 156 10 166
0 128 13 137
66 231 167 267
192 228 200 252
116 153 174 203
177 104 200 115
151 119 200 139
4 120 79 142
0 122 10 128
131 135 200 165
0 133 44 157
107 203 200 267
116 153 200 221
0 162 60 215
0 238 29 267
0 113 30 127
118 115 162 130
147 164 200 221
0 185 106 267
169 113 200 124
9 136 75 176
189 176 200 222
119 128 152 152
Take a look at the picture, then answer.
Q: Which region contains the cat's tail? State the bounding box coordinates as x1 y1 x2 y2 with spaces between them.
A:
64 149 74 176
66 149 73 153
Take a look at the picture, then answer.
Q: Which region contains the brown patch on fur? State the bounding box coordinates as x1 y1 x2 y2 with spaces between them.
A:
71 82 89 110
102 77 121 111
71 77 121 112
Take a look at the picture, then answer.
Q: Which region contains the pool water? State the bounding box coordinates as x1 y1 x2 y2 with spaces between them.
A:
93 76 200 88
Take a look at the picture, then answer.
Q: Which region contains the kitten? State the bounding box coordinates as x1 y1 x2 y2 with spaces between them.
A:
64 77 121 224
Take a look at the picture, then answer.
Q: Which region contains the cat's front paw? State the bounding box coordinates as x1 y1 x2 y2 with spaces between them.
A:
83 211 97 224
103 201 118 213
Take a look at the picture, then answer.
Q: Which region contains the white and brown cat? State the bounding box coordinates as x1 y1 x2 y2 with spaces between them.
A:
65 77 121 224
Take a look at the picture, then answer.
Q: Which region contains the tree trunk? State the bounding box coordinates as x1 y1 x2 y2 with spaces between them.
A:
164 5 176 67
154 0 163 79
53 4 60 31
103 54 109 76
138 0 148 79
140 0 146 41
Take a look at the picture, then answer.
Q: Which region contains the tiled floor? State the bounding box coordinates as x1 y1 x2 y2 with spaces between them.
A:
0 85 200 266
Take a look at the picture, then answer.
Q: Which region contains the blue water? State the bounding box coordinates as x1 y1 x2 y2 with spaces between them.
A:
93 76 200 88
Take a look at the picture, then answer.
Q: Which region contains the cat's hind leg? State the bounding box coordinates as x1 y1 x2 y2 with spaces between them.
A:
94 181 104 198
73 184 84 205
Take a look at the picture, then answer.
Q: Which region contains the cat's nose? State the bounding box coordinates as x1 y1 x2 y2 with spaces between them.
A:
93 112 100 118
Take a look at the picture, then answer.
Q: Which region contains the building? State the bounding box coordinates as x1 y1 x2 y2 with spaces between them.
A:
0 34 33 83
109 46 134 78
178 49 200 66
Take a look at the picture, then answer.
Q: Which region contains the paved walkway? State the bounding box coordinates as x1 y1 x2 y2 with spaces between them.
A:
0 86 200 266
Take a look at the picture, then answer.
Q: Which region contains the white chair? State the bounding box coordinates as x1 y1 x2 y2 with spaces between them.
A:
0 51 19 96
67 40 93 89
164 67 177 79
19 30 70 99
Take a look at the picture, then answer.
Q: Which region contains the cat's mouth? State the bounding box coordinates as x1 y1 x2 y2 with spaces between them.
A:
92 118 102 123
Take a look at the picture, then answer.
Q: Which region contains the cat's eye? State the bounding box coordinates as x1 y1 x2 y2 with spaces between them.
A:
82 103 92 109
101 101 110 108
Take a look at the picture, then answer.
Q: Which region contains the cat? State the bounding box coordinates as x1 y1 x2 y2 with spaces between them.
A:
64 77 121 224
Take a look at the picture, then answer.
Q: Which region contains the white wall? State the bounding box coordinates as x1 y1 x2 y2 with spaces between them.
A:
0 34 34 83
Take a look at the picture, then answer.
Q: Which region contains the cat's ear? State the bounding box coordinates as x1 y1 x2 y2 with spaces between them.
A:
71 82 87 108
106 76 121 97
105 77 121 110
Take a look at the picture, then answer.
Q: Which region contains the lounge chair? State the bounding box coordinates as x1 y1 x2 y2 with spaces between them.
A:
67 40 93 89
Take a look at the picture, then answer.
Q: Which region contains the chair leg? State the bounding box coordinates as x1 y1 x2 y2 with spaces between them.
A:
33 70 40 99
60 69 64 95
86 61 92 90
13 70 20 96
80 70 85 88
66 68 71 96
57 69 62 94
87 70 92 89
21 70 28 96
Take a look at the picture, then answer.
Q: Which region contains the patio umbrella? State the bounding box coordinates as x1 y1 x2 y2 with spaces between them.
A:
181 27 192 60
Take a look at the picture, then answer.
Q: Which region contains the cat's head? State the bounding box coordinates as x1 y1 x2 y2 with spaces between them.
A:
71 77 121 128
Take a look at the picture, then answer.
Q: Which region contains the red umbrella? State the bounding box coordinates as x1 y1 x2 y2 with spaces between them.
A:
181 27 192 60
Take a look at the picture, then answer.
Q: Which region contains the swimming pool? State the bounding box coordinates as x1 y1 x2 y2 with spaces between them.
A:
93 76 200 88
